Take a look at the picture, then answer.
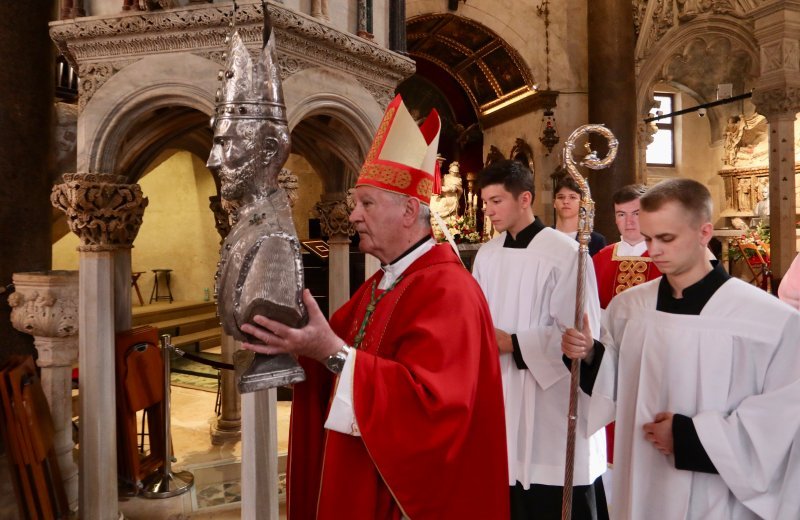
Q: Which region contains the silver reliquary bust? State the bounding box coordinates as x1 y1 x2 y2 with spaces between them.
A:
207 8 306 393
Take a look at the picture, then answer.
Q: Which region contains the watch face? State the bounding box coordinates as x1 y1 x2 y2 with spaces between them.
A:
326 353 346 374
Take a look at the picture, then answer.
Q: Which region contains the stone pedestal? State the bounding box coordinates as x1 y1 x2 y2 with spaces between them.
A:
8 270 79 512
51 172 148 520
241 388 279 520
315 196 355 316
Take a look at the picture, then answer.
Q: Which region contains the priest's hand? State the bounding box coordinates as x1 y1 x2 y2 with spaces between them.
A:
240 289 344 363
643 412 674 456
561 313 594 361
494 328 513 353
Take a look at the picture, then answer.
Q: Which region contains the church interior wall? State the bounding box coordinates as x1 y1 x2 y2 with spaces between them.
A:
52 150 220 303
52 149 326 303
406 0 588 227
286 152 325 240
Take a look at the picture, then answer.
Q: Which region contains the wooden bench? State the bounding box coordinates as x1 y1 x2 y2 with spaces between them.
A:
149 312 219 336
170 328 221 352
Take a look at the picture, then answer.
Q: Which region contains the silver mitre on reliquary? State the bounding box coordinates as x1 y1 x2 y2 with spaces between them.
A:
208 6 307 393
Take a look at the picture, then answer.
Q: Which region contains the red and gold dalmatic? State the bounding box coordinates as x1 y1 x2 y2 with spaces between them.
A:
592 243 662 310
287 245 509 520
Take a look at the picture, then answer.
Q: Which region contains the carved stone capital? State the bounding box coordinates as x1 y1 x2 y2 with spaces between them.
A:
315 197 355 237
9 271 79 341
752 86 800 117
51 172 149 251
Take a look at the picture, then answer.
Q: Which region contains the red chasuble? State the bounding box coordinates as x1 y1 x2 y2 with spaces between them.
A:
592 242 661 310
287 244 509 520
591 242 661 463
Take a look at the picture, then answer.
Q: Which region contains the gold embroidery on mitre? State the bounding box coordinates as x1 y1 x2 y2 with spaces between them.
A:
359 163 412 189
614 260 649 295
364 107 396 164
416 178 433 199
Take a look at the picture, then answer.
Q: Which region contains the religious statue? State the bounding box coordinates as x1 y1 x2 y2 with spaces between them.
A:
430 161 463 222
754 179 770 219
737 177 752 212
723 115 744 166
207 5 307 393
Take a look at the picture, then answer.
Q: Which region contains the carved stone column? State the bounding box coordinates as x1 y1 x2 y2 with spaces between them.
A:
357 0 373 39
752 89 800 282
315 195 355 316
208 195 242 445
389 0 406 53
61 0 86 18
311 0 329 22
752 1 800 284
587 0 636 239
8 271 79 511
51 172 147 520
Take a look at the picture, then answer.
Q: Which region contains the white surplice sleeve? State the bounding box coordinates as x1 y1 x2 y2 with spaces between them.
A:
323 350 361 436
515 255 602 391
693 309 800 520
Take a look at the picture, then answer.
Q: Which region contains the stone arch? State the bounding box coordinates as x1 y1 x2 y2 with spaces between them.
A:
80 52 219 179
636 17 760 136
283 66 384 193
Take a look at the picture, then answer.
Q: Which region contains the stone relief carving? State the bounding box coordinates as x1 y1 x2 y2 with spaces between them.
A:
677 0 736 21
314 198 355 237
50 173 149 251
760 39 800 75
720 168 800 215
8 274 79 339
633 0 648 37
54 103 78 178
49 3 414 109
663 37 753 105
722 113 767 167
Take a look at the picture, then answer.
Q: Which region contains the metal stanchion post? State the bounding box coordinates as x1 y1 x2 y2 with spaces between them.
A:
141 334 194 498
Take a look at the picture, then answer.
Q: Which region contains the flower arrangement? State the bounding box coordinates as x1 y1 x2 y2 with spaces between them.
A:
434 213 482 244
727 222 770 264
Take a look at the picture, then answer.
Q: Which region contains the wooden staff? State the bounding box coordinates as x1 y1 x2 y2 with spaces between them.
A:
561 124 618 519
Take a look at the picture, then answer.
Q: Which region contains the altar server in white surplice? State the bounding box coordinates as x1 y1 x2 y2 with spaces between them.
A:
473 159 608 520
563 178 800 520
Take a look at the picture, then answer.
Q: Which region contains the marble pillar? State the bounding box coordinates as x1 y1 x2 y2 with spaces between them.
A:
211 334 242 444
753 104 799 280
752 2 800 283
241 389 279 520
51 173 148 520
0 1 53 363
587 0 636 240
388 0 406 53
315 196 355 316
8 270 79 511
209 195 242 443
357 0 373 39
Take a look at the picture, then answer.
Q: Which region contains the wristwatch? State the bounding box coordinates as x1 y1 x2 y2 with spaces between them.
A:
324 345 352 374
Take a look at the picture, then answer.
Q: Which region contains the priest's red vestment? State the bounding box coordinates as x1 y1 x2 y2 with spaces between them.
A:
287 244 509 519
